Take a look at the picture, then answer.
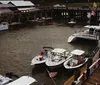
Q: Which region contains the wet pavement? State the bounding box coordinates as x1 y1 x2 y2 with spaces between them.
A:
0 23 97 85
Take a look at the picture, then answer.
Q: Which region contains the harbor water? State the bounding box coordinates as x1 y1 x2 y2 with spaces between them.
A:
0 23 97 85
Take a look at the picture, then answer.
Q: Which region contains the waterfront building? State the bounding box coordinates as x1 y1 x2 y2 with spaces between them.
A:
0 0 39 25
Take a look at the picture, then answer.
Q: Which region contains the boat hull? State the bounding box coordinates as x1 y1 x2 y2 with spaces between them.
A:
68 28 100 43
45 58 65 70
64 58 88 70
31 55 47 66
68 34 77 43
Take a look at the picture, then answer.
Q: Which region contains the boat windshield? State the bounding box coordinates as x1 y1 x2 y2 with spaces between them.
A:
51 52 64 56
89 28 95 34
72 55 77 59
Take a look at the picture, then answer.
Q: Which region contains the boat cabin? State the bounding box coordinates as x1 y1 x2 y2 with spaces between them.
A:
51 48 67 61
70 49 85 66
85 25 100 35
89 26 100 36
51 48 66 56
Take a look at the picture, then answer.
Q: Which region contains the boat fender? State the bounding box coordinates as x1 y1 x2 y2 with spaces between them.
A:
81 72 86 81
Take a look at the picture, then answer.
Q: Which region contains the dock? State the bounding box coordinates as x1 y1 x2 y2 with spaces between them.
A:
82 68 100 85
64 64 87 85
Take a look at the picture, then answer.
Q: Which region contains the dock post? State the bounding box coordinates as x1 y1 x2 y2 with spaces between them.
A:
87 57 93 69
86 68 90 79
74 68 81 81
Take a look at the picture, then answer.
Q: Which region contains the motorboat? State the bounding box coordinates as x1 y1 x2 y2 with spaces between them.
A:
45 48 69 70
68 19 76 26
31 47 54 65
0 74 39 85
68 25 100 43
0 75 12 85
7 76 36 85
64 49 88 70
0 22 8 31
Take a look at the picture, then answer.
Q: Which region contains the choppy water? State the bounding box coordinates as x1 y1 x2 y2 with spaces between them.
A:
0 23 97 85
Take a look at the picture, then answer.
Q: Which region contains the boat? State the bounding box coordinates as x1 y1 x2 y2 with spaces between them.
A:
31 47 54 65
0 74 12 85
7 76 37 85
64 49 88 69
45 48 69 70
0 72 39 85
68 25 100 43
68 19 76 26
0 22 8 31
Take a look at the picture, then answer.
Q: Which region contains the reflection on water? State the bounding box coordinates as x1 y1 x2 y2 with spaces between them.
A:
0 23 97 85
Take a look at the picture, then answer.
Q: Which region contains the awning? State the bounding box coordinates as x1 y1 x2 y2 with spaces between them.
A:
17 7 39 12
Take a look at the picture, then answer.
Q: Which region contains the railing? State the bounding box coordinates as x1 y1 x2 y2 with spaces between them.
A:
89 46 99 58
89 58 100 74
72 58 100 85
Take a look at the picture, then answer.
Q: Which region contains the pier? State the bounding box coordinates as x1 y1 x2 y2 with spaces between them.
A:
64 64 87 85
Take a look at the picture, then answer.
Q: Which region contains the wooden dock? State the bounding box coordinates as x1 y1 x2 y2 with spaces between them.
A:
82 68 100 85
64 64 87 85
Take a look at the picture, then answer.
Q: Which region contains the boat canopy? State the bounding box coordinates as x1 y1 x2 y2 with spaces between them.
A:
52 48 66 53
7 76 36 85
71 49 85 56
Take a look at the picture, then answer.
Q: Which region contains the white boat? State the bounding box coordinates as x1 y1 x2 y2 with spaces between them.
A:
45 48 69 70
68 25 100 43
68 21 76 24
31 47 54 65
0 75 12 85
7 76 37 85
68 19 76 25
0 22 8 31
64 49 88 69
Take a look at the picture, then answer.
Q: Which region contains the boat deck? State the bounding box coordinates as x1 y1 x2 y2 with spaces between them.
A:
82 68 100 85
64 64 87 85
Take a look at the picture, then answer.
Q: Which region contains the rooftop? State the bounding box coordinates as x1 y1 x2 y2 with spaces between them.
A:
52 48 66 53
71 49 85 55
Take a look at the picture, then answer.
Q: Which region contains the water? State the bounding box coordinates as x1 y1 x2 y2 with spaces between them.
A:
0 23 97 85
